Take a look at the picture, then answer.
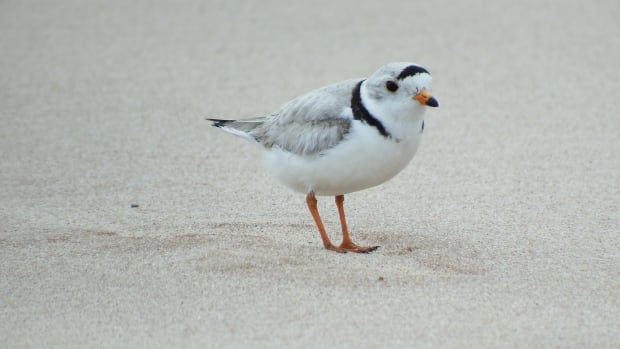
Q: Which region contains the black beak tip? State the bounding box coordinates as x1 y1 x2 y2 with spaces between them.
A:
426 97 439 107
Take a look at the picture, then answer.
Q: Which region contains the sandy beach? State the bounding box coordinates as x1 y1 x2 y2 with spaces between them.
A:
1 0 618 347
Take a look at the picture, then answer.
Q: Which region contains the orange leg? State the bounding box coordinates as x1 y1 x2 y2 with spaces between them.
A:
306 192 342 252
335 195 379 253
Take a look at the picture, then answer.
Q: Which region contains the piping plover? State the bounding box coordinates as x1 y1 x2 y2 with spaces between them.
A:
207 62 438 253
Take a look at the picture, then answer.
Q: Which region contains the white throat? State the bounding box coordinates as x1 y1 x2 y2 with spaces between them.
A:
360 83 426 142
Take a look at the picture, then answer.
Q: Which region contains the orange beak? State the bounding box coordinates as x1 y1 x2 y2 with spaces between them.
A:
413 89 439 107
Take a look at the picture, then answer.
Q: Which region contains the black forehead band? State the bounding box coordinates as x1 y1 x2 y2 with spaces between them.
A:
396 65 430 80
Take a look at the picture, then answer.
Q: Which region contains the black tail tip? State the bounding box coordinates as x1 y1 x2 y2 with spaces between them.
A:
206 118 228 127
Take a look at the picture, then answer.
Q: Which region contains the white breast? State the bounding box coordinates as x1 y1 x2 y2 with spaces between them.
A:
263 119 423 196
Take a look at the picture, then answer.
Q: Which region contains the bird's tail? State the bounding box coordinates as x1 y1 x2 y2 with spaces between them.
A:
206 117 265 143
207 118 234 128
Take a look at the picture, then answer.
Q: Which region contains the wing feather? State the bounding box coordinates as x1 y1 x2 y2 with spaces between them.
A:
253 79 360 156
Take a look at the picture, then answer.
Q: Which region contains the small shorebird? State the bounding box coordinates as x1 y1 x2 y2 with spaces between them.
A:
208 62 438 253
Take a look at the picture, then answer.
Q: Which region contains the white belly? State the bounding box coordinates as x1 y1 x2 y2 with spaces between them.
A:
263 121 422 196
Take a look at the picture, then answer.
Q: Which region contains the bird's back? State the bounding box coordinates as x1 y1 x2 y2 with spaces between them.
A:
214 79 361 156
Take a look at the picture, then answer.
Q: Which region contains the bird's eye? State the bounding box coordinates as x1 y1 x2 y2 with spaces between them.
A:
385 81 399 92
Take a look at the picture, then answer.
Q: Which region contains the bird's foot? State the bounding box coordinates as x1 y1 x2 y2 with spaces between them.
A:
324 241 379 253
341 242 380 253
323 243 348 253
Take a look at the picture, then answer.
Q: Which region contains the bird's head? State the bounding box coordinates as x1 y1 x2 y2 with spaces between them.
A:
362 62 438 119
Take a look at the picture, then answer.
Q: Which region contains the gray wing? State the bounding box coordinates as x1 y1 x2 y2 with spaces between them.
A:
251 79 361 156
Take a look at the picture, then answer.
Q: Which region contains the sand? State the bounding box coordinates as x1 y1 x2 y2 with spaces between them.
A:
1 0 618 348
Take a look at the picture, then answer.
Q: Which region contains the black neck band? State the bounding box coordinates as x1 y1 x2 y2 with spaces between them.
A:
351 80 390 138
